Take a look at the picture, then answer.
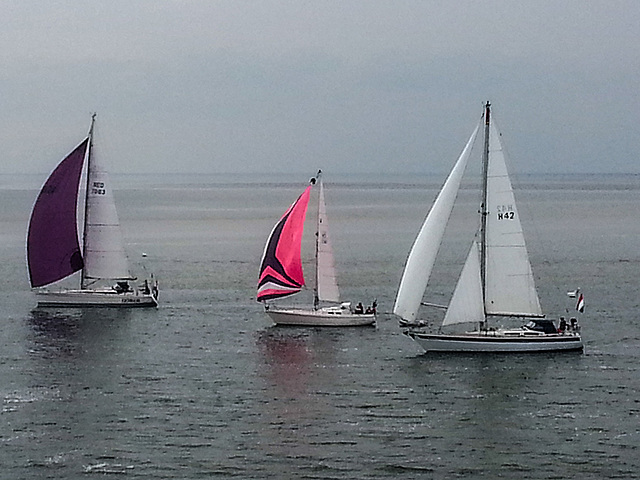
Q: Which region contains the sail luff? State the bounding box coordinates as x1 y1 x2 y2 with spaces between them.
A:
315 175 340 305
393 124 480 322
27 139 88 288
257 184 312 302
80 114 95 289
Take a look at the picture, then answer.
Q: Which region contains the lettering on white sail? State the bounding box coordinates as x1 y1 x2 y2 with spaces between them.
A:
496 204 515 220
92 182 106 195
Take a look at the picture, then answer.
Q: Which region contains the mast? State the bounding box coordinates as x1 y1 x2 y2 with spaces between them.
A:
313 169 322 310
479 101 490 321
80 113 96 289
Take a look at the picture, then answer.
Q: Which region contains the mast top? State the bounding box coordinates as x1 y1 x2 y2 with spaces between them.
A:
484 101 491 125
88 113 97 137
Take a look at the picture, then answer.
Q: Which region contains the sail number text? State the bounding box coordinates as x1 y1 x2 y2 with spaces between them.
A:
496 204 515 220
92 182 106 195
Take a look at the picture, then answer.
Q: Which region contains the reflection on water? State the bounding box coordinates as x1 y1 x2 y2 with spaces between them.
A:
12 308 143 477
1 174 639 479
255 327 346 466
399 351 590 476
257 328 312 395
28 309 84 359
256 326 343 394
27 308 131 361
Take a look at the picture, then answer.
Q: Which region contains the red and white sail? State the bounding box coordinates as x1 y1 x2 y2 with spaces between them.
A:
257 185 312 301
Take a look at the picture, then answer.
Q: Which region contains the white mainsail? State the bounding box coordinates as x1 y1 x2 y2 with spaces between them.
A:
316 177 340 303
393 124 479 322
483 121 542 317
82 125 133 286
442 241 484 327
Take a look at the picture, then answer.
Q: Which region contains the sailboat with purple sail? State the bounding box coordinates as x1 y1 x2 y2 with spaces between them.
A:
257 171 375 326
27 114 158 307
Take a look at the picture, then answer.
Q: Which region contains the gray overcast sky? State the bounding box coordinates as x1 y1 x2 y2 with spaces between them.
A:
1 1 638 175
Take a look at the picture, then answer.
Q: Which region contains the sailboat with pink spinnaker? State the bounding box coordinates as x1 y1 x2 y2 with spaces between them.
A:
257 171 375 326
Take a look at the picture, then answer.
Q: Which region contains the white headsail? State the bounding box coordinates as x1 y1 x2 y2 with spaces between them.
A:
316 177 340 303
442 241 484 327
82 123 134 286
393 124 480 322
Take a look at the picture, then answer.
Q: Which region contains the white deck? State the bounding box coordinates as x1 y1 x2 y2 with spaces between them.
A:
35 288 158 308
406 330 583 353
265 305 375 327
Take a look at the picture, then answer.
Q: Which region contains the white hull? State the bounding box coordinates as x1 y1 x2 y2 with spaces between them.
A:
265 306 375 327
406 330 583 353
35 289 158 308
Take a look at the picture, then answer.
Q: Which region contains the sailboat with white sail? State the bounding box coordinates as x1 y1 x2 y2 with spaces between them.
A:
27 114 159 307
394 102 582 352
257 171 376 326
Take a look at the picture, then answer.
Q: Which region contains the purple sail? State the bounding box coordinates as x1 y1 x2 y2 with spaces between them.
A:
27 138 88 287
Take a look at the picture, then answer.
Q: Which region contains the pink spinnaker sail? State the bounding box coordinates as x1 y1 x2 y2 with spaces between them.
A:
27 138 88 287
257 185 312 301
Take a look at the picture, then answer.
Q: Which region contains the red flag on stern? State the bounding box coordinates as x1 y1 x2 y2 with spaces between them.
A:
576 293 585 313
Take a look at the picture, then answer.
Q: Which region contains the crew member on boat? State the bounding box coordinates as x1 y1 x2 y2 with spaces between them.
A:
365 300 377 314
114 281 132 294
558 317 567 333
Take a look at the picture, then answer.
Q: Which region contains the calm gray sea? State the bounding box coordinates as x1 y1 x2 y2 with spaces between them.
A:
1 172 638 479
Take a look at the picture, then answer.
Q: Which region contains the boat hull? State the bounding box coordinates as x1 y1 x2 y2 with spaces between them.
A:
265 306 375 327
35 289 158 308
405 331 583 353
